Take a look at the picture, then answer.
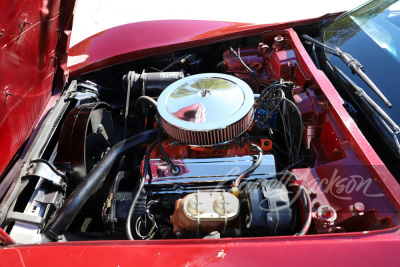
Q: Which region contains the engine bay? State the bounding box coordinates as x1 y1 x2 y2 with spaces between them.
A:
3 28 399 244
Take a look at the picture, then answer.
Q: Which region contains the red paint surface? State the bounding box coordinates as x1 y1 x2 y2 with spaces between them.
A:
219 29 400 227
2 228 400 266
0 227 15 245
68 14 341 76
1 7 400 265
33 25 399 265
0 0 74 177
286 26 400 201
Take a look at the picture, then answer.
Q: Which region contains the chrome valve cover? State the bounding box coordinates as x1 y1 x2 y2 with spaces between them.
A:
146 155 276 187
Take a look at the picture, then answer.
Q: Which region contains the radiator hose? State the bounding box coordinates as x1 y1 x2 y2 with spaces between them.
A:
44 128 159 241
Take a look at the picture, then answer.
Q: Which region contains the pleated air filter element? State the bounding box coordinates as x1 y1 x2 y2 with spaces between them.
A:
157 73 254 146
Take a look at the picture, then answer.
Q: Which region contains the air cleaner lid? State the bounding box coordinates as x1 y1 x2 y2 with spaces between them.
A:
157 73 254 131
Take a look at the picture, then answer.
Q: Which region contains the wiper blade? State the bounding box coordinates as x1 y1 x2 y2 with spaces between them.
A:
302 34 392 107
334 66 399 132
334 66 400 154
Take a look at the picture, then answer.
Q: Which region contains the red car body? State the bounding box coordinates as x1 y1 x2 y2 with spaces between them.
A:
1 0 400 266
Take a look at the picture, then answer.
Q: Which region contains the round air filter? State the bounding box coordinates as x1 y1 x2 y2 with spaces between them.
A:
157 73 254 146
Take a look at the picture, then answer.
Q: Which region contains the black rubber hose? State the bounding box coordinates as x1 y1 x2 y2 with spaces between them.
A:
233 143 263 188
44 128 159 241
135 96 158 114
135 96 158 132
294 185 312 236
145 140 158 183
157 130 181 175
276 171 311 236
282 98 303 161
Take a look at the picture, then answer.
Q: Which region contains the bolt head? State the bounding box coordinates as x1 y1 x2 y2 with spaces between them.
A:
354 202 365 213
314 201 322 208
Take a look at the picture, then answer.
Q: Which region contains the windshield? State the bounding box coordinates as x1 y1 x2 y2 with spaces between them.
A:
349 1 400 63
323 0 400 150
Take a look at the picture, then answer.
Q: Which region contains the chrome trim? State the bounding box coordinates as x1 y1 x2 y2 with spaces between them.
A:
158 73 254 146
146 155 276 186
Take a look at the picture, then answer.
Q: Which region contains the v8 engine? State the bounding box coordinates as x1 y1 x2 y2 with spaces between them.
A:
3 30 397 244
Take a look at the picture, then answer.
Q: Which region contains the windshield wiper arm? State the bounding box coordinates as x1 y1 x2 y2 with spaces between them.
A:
302 34 392 107
334 66 400 154
334 66 399 132
376 112 400 155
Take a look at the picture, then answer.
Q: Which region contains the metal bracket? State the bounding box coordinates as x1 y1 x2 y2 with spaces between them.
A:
5 212 44 229
24 161 66 190
65 81 99 102
342 100 358 116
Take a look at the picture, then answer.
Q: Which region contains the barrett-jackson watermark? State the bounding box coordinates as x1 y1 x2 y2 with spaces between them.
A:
214 166 384 201
296 168 384 200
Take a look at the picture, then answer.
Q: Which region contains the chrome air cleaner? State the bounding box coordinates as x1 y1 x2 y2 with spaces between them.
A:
157 73 254 146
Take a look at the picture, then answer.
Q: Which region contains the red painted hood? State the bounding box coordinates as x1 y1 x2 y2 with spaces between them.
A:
67 14 341 77
0 0 75 177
